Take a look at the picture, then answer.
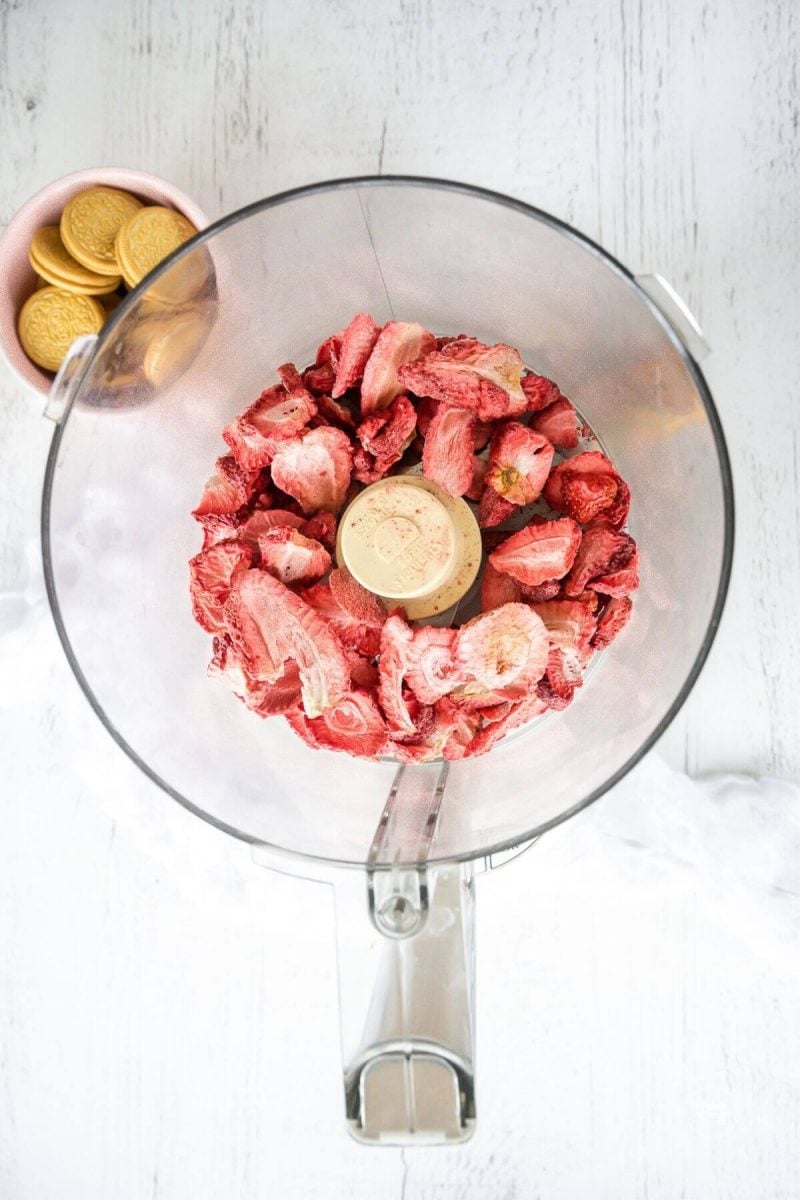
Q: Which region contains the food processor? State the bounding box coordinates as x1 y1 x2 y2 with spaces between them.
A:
40 177 733 1144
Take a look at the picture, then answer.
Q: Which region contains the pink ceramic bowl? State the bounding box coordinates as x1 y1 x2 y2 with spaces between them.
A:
0 167 210 395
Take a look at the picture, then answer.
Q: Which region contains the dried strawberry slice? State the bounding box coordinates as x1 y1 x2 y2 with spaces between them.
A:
224 570 350 717
530 397 579 449
192 454 264 525
238 508 305 550
302 362 337 395
300 510 338 551
592 596 633 649
352 446 384 484
329 566 388 627
561 471 619 523
590 548 639 596
603 479 631 530
332 312 381 398
460 690 548 758
563 523 636 596
536 648 578 710
518 578 561 603
489 518 582 587
357 393 417 474
421 404 476 497
344 648 380 690
416 396 439 438
377 614 418 736
543 450 621 519
521 373 562 412
312 392 357 430
570 588 600 613
270 426 353 514
315 331 344 369
531 599 596 669
277 362 304 391
398 340 527 421
209 634 302 715
485 422 554 505
440 700 483 761
480 561 522 611
257 527 331 586
223 384 318 472
303 572 386 657
472 420 493 452
287 688 389 758
456 603 549 691
189 539 253 633
479 486 516 528
465 456 487 502
406 626 463 703
361 321 436 415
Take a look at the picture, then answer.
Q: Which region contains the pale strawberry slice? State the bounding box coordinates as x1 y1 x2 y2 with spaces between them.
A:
406 627 463 703
421 404 476 497
209 635 302 715
521 372 562 412
302 579 384 657
189 539 253 633
361 321 436 415
398 340 527 420
456 603 549 692
592 596 633 649
489 518 582 587
257 527 331 586
238 508 305 550
287 688 389 758
531 600 597 681
465 455 487 502
357 393 417 474
485 422 554 505
480 561 522 610
479 487 516 528
270 426 353 514
590 548 640 596
332 312 382 398
192 455 265 526
223 384 318 472
543 451 625 526
377 614 418 736
300 510 338 551
530 397 579 449
563 523 636 596
224 570 350 717
460 690 548 758
329 566 388 627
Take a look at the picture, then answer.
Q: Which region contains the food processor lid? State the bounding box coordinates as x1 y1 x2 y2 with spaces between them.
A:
40 176 734 868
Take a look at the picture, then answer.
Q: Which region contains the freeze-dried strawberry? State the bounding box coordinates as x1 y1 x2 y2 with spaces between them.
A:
489 518 582 587
461 690 548 758
189 539 253 633
329 566 388 627
480 561 522 610
465 456 487 502
344 648 380 690
441 701 483 761
257 528 331 586
569 588 600 613
302 362 337 395
485 422 554 505
277 362 304 391
406 627 462 703
352 446 384 484
521 372 562 412
592 596 633 649
270 426 353 514
603 479 631 531
357 393 417 474
530 397 579 449
302 581 382 658
422 404 476 497
536 648 578 710
398 340 527 420
361 321 436 414
209 634 302 715
224 570 350 717
192 455 264 526
531 600 596 669
315 331 343 369
543 451 620 518
287 688 388 758
590 548 639 597
479 486 516 528
314 393 358 430
332 312 381 398
563 523 636 597
416 396 439 438
238 508 305 550
300 510 338 551
377 614 418 736
519 578 561 603
561 471 619 523
223 385 318 472
456 603 549 691
472 420 493 452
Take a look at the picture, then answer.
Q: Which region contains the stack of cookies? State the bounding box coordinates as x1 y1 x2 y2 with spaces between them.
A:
18 185 200 375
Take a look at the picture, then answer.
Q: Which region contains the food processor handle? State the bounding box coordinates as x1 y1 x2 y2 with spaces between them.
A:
43 333 99 424
333 859 476 1145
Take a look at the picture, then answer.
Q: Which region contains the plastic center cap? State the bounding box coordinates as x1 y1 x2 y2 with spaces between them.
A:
372 515 420 564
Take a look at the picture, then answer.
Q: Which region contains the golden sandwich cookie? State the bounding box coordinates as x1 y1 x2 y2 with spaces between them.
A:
115 206 204 304
18 286 105 372
60 186 143 276
29 225 122 293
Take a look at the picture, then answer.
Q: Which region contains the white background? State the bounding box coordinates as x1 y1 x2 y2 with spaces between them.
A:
1 1 799 1196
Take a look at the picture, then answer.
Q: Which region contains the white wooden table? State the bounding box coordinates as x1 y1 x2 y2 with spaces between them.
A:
1 2 798 1196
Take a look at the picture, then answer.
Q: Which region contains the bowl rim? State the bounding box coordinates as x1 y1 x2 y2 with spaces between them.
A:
39 174 736 869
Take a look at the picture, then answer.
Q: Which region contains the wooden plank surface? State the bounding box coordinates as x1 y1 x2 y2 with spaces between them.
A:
0 0 798 1196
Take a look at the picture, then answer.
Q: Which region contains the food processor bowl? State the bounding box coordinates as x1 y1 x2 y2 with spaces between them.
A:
41 178 733 1143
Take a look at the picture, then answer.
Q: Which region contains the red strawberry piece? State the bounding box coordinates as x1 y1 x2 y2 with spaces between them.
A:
530 397 579 450
302 581 383 658
398 340 527 421
238 508 305 550
189 539 253 633
603 478 631 530
465 456 487 502
302 362 337 395
277 362 304 391
377 614 418 736
315 331 343 369
536 647 578 710
590 547 640 596
456 603 549 692
421 403 476 497
472 419 493 452
479 486 516 528
569 588 600 613
352 445 384 484
300 510 338 551
314 392 358 430
521 373 562 412
270 426 353 514
332 312 382 398
257 527 331 586
192 454 265 524
344 648 380 691
209 634 302 715
489 518 582 587
441 701 483 761
480 561 522 611
416 396 439 438
592 596 633 649
357 393 417 475
329 566 388 627
485 422 554 505
287 688 389 758
460 690 548 758
561 471 618 523
361 321 436 415
543 450 619 514
519 578 561 603
223 384 318 472
481 528 511 551
531 599 597 668
224 570 350 717
406 626 463 703
563 524 636 597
